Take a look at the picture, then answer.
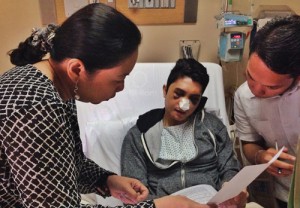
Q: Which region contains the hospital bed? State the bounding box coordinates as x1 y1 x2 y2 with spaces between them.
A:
76 62 253 206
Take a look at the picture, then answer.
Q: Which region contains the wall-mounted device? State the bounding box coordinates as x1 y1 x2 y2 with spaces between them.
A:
179 40 200 59
218 32 245 62
216 13 253 29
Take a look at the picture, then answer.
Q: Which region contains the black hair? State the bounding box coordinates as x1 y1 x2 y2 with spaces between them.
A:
166 58 209 94
249 15 300 77
9 3 141 73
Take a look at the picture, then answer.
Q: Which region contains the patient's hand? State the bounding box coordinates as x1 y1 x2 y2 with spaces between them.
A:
218 183 248 208
106 175 149 204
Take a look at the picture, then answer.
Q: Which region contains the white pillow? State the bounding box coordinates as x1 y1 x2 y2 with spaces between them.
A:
85 117 137 174
83 117 138 206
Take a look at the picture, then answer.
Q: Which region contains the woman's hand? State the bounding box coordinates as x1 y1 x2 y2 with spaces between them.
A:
106 175 149 204
154 195 217 208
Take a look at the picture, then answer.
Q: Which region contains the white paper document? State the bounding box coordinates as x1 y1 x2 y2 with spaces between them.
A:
208 146 285 204
172 184 217 204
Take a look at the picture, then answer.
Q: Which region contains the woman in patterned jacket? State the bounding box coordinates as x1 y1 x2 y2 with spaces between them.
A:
0 3 214 208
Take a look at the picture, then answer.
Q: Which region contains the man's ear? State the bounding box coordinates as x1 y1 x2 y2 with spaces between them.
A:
163 85 167 98
66 59 85 82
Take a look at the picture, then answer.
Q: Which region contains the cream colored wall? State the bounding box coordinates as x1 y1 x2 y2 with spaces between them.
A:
0 0 299 94
137 1 221 63
0 0 42 72
0 0 222 74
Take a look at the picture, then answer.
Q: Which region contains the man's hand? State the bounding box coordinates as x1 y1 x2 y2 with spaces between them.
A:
256 147 295 176
242 142 295 177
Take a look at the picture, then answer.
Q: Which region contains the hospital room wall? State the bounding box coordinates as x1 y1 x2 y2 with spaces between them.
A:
0 0 42 73
0 0 221 73
0 0 299 93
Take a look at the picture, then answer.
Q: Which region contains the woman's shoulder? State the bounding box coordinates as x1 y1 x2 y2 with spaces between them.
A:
1 65 59 102
0 65 63 119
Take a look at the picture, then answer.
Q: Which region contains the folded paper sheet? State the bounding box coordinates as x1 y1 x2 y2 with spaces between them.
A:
208 147 285 204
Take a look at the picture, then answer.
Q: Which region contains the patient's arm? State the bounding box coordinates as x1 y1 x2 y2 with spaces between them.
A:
204 113 240 184
121 125 157 199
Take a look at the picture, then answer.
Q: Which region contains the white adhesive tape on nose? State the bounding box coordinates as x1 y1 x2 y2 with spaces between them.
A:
179 98 190 111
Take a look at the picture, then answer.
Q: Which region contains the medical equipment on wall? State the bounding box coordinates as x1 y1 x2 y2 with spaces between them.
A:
215 12 253 28
179 40 200 59
216 13 253 29
218 32 245 62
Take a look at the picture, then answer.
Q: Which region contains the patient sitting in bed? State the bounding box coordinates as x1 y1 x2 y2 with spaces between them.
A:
121 58 248 207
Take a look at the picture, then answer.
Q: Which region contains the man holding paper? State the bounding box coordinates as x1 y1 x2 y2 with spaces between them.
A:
234 15 300 207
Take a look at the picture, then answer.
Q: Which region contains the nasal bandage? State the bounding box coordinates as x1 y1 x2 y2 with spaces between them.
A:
179 98 190 111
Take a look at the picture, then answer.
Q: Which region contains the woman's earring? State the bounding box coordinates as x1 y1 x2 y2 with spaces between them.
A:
74 80 80 100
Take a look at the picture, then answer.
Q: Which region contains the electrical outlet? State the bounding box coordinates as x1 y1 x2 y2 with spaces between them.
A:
179 40 201 59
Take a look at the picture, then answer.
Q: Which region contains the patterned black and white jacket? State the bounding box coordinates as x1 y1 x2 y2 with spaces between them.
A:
0 65 154 208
